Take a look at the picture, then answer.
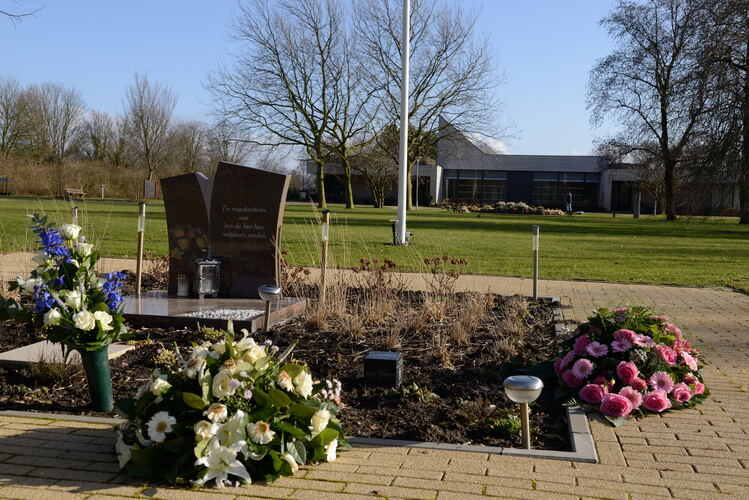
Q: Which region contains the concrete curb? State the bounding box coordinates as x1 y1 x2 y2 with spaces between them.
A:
0 297 598 464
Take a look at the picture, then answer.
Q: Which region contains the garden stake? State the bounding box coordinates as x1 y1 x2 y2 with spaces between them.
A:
135 202 146 297
532 225 539 299
320 210 330 304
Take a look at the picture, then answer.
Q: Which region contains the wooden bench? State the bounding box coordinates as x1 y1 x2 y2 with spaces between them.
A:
65 188 85 198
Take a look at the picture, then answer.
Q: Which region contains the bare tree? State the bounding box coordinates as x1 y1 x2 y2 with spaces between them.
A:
26 82 85 194
1 4 43 24
0 75 31 159
324 28 379 209
352 137 398 208
207 0 343 208
355 0 502 210
206 120 253 166
124 73 177 182
79 110 115 162
172 120 207 173
588 0 715 220
702 0 749 223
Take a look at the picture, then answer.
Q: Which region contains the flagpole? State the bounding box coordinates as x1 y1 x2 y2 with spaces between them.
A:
396 0 410 245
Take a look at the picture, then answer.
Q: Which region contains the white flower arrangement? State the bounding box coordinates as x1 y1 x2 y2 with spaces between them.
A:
116 328 348 487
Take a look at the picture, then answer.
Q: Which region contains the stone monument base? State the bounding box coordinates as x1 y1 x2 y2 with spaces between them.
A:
122 292 306 332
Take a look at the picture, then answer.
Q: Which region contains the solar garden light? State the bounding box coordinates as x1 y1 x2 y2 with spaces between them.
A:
320 210 330 304
135 202 146 297
503 375 544 449
258 284 282 333
532 225 540 299
72 206 79 225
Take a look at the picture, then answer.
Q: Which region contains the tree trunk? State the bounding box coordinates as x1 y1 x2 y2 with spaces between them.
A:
740 57 749 224
664 158 676 220
341 156 355 209
315 158 327 209
56 160 64 197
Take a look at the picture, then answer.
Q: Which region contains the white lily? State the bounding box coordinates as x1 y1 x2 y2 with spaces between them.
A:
194 438 252 487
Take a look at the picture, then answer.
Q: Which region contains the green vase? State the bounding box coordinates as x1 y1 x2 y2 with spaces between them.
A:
79 346 114 412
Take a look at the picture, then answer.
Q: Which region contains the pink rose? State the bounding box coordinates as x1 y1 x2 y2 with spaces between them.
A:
562 370 583 388
613 329 636 343
692 381 705 395
642 390 672 412
573 335 591 355
683 373 697 385
600 393 633 417
618 386 642 409
656 345 677 365
630 377 648 391
579 384 607 404
616 361 639 384
665 323 682 339
680 351 698 371
671 382 692 403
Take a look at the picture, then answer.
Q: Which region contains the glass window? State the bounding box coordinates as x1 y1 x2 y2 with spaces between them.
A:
446 179 506 202
534 172 558 182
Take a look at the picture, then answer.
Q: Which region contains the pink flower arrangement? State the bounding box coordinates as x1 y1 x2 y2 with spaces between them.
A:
554 307 708 424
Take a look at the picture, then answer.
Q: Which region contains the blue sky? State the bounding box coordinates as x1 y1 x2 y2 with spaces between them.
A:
1 0 615 155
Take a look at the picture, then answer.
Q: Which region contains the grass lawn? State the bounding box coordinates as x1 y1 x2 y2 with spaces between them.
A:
1 197 747 293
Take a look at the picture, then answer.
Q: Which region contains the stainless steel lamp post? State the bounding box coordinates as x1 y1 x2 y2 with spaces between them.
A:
258 284 282 333
503 375 544 449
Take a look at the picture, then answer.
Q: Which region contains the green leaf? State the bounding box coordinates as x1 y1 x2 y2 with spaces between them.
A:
289 403 318 419
312 427 338 447
280 363 303 379
288 440 307 465
268 387 292 408
183 392 207 410
604 415 631 427
274 421 306 440
253 387 270 407
194 438 209 458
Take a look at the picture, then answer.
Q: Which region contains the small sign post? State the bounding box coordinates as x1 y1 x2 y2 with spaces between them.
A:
320 210 330 304
532 225 540 299
135 202 146 297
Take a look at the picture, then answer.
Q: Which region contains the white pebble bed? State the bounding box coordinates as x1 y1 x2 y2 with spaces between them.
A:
181 309 264 320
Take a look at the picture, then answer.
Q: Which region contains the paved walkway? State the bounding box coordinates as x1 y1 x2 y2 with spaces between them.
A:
0 260 748 498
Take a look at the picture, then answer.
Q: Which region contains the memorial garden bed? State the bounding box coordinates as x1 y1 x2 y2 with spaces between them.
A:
0 288 570 451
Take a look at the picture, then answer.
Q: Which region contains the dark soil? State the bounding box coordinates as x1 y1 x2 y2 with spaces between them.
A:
0 290 569 451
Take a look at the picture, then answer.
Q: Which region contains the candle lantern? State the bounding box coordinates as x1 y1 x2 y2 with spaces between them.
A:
193 258 221 299
364 351 403 389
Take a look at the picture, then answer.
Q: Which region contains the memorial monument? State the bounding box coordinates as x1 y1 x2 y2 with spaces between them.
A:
123 161 304 331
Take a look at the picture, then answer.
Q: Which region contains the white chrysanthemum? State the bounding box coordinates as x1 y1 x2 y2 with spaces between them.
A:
309 409 331 436
72 310 95 331
65 290 83 309
282 452 299 473
184 356 205 378
93 311 114 331
246 421 275 445
59 223 81 240
212 371 239 398
43 308 62 327
294 371 313 398
147 411 176 443
194 420 219 442
194 438 251 488
277 371 294 392
325 438 338 462
20 277 40 293
204 403 228 423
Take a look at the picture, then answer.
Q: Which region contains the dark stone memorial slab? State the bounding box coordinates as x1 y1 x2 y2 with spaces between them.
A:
161 173 212 296
159 162 290 299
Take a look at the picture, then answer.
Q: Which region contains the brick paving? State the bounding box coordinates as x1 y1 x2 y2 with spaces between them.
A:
0 263 748 498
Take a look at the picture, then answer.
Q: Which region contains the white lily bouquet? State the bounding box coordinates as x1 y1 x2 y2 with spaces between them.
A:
116 327 348 487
